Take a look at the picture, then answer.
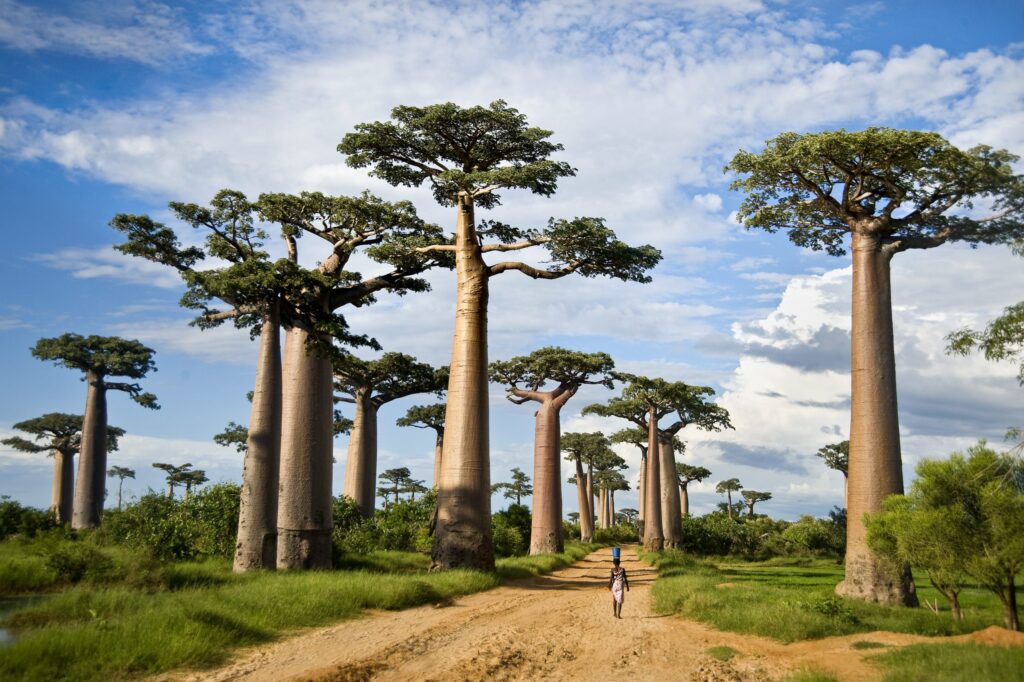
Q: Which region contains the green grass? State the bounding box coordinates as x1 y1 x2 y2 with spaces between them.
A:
0 541 599 681
644 550 1017 642
851 640 889 650
706 645 736 661
870 643 1024 681
780 669 840 682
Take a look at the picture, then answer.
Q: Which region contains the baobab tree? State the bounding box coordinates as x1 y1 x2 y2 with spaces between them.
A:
727 128 1024 604
676 463 711 518
106 466 135 510
335 353 446 516
396 404 446 487
153 462 193 499
32 334 158 529
403 479 429 501
2 414 124 523
378 467 412 507
742 490 772 517
585 375 732 550
181 469 209 500
562 432 612 542
490 347 615 554
340 100 661 570
716 479 743 520
595 469 629 529
816 440 849 505
492 467 533 507
611 426 684 531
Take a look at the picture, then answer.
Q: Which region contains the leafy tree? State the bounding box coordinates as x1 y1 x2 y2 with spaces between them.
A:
715 479 743 520
396 403 446 487
378 467 412 507
340 100 661 570
567 511 580 524
867 442 1024 628
561 431 615 542
741 490 772 517
106 466 135 511
181 469 209 500
402 479 429 502
152 462 193 499
585 375 732 549
618 508 639 526
2 413 124 523
816 440 849 477
335 353 446 516
32 334 158 528
594 469 629 529
727 128 1024 605
676 462 711 518
492 466 534 507
610 426 684 531
490 346 615 553
947 240 1024 385
214 422 250 453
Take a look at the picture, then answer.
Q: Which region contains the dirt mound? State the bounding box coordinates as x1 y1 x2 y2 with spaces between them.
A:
954 625 1024 648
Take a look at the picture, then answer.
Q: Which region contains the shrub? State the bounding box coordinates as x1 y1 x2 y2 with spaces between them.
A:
0 499 57 540
332 491 436 557
42 542 115 584
593 524 638 544
492 504 531 557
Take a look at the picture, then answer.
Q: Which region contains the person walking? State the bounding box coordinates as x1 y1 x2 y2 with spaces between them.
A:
608 556 630 618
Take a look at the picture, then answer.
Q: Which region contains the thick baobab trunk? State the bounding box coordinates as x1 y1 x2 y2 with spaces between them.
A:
659 439 682 548
234 313 282 572
836 232 917 606
52 450 74 524
342 389 379 517
679 483 689 518
277 325 335 569
433 194 494 570
585 466 593 527
746 501 755 518
610 490 615 526
574 459 594 542
72 373 107 529
530 400 563 554
642 411 664 551
432 430 444 488
638 453 646 530
597 487 607 529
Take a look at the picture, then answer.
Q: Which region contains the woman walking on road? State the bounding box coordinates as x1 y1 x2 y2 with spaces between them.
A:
608 557 630 618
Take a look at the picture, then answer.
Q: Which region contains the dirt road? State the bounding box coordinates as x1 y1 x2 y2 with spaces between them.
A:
173 547 1022 682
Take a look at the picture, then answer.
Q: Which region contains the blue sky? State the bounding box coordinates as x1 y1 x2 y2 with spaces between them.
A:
1 0 1021 520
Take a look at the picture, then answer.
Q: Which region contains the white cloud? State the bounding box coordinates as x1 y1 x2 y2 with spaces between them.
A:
31 247 183 289
692 192 724 212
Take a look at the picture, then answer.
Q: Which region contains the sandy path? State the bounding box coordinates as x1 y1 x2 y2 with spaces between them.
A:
168 547 1023 682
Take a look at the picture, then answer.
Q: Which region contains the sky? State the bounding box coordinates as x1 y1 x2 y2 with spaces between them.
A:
0 0 1022 521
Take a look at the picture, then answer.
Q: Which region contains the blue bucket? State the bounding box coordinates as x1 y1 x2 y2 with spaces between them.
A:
612 547 621 560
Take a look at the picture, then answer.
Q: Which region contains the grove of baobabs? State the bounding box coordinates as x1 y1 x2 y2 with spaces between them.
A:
0 2 1021 681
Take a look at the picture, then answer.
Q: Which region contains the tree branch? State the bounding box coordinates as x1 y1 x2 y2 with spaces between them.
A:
487 261 576 279
480 238 549 253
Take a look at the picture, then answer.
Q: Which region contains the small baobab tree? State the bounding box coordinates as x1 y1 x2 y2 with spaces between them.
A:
490 346 615 554
676 463 711 518
742 490 772 517
32 334 158 529
182 469 209 500
595 469 629 529
152 462 193 499
727 128 1024 605
335 353 446 516
585 375 732 550
340 100 661 570
716 479 743 520
403 479 429 501
2 413 124 523
817 440 849 505
396 404 446 487
492 467 533 507
562 432 612 542
378 467 412 507
106 466 135 510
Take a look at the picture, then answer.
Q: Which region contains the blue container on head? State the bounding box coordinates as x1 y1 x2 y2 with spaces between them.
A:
612 547 621 560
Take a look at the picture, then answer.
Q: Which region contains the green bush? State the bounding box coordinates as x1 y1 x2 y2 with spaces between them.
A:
332 492 436 557
592 524 638 544
491 504 531 557
42 543 115 584
0 499 57 541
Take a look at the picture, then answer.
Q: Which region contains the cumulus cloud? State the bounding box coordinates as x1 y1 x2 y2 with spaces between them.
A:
31 247 184 289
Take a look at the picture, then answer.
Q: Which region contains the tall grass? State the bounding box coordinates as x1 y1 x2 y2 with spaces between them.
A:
495 542 597 580
870 643 1024 681
644 550 1016 642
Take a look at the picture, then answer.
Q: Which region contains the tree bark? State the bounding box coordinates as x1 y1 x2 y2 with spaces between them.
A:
597 487 607 529
342 389 378 517
679 482 689 518
585 465 594 529
52 449 74 524
746 500 755 517
659 439 682 548
574 458 594 542
610 489 616 527
432 429 444 489
836 232 917 606
72 372 107 529
432 193 494 570
642 409 664 551
638 453 646 527
726 491 733 520
1001 577 1019 631
530 399 563 554
277 324 335 569
234 312 282 572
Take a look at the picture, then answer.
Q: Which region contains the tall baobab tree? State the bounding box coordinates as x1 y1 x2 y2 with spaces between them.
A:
492 466 533 507
611 426 684 532
741 490 772 517
586 375 732 550
595 469 629 529
562 432 612 542
335 353 446 516
2 414 124 523
676 462 711 518
32 335 158 529
396 404 446 487
340 101 661 570
716 479 743 520
106 466 135 510
490 347 615 554
727 128 1024 605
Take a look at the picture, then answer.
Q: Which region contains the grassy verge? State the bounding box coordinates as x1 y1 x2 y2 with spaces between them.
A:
644 550 1016 642
869 642 1024 681
0 541 597 681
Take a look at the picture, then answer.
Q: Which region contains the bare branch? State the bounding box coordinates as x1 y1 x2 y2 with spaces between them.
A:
480 238 549 253
487 261 577 279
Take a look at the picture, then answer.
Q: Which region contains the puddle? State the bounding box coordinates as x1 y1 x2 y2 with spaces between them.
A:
0 596 44 646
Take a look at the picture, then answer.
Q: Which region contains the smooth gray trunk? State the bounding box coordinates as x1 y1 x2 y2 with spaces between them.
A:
659 439 682 548
642 410 663 551
72 373 107 529
342 389 378 517
52 450 74 524
530 400 563 554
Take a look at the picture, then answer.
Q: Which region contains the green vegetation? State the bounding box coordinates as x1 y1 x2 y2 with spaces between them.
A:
780 670 839 682
645 550 1016 643
706 645 736 661
851 640 889 650
870 642 1024 681
495 542 597 580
